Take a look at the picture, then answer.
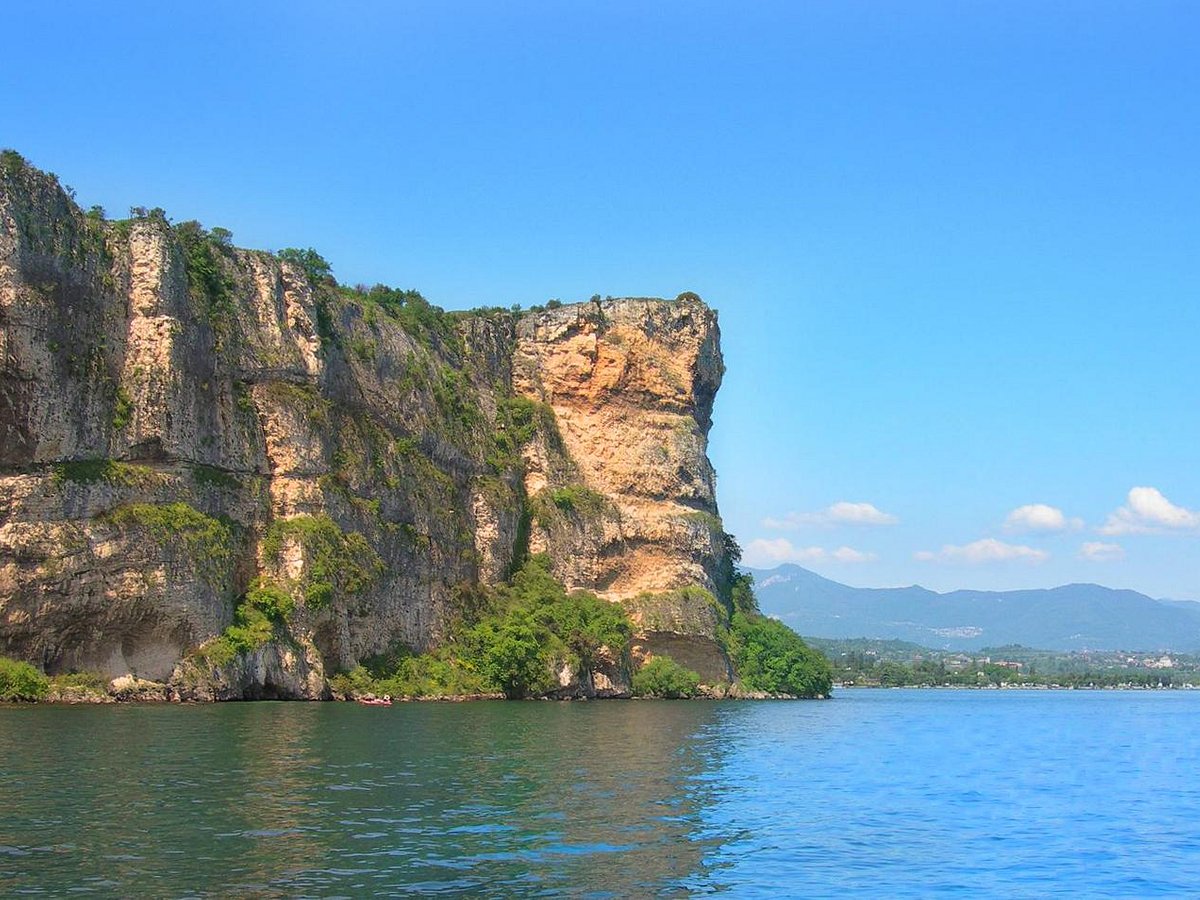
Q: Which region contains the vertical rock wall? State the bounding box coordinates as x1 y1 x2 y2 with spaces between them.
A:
0 155 734 696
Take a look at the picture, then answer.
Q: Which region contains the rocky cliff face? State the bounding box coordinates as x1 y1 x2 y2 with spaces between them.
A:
514 301 733 682
0 154 734 697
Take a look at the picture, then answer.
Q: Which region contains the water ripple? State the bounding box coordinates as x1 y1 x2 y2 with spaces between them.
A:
2 692 1200 895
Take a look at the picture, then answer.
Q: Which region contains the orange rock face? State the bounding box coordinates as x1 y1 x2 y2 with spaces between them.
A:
513 298 726 601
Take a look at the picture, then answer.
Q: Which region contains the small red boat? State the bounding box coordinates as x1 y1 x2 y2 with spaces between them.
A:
357 695 393 706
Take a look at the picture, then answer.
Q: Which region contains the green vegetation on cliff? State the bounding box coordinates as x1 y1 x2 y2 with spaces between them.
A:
627 585 728 634
344 283 461 352
261 515 383 610
191 464 242 490
175 220 237 333
52 459 156 488
725 573 833 697
0 149 27 178
102 502 236 584
199 605 273 667
0 656 50 701
468 554 631 697
49 671 108 693
332 651 486 699
276 246 466 357
332 555 631 699
729 613 833 697
329 561 831 701
111 387 134 431
198 578 294 667
531 484 612 520
276 247 332 284
632 656 701 698
488 394 558 471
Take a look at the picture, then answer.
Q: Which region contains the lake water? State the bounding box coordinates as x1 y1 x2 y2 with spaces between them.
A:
2 689 1199 897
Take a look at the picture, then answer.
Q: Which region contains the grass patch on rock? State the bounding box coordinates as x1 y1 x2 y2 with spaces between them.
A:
52 458 157 488
529 484 613 525
261 515 383 610
102 502 236 583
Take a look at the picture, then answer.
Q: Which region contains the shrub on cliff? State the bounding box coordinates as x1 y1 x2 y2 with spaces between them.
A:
381 653 485 698
528 485 613 527
0 148 27 177
50 671 108 693
0 657 50 701
52 459 156 488
488 395 557 471
474 619 549 698
244 578 295 623
261 515 383 610
541 588 631 669
277 247 333 284
359 284 459 350
495 555 630 661
175 221 237 337
548 485 609 516
728 613 832 698
332 647 487 699
195 578 295 668
633 656 701 699
358 556 634 699
329 665 378 698
463 555 632 696
199 603 275 667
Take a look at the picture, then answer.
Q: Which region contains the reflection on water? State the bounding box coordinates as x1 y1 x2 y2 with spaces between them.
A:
0 701 735 896
4 691 1200 896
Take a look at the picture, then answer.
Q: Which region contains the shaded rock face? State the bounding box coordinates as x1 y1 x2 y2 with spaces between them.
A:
0 158 733 698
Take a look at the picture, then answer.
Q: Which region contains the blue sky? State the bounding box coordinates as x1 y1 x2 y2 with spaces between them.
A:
4 1 1197 598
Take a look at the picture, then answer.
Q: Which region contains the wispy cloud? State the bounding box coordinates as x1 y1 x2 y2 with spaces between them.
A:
1099 487 1200 535
762 501 899 530
744 538 877 567
914 538 1049 565
1004 503 1083 532
1079 541 1125 562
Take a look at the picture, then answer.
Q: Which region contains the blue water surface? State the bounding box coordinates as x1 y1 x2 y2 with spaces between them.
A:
2 689 1198 896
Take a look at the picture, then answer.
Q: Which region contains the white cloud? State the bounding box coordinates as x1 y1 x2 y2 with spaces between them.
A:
1100 487 1200 535
762 501 899 529
914 538 1049 565
826 502 899 526
1004 503 1083 532
744 538 877 567
831 546 877 563
1079 541 1125 562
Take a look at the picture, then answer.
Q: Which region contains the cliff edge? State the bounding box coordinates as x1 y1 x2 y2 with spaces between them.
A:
0 152 737 698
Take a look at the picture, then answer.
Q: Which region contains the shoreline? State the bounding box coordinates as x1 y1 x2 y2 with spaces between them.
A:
835 682 1199 691
9 682 1196 706
10 685 819 706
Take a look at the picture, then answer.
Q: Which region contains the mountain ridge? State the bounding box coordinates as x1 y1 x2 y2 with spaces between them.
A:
749 564 1200 652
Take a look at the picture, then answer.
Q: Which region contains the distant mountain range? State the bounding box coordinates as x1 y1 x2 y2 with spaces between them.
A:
748 565 1200 652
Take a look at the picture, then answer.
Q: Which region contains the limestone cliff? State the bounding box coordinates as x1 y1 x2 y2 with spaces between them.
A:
0 153 735 698
513 301 733 683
